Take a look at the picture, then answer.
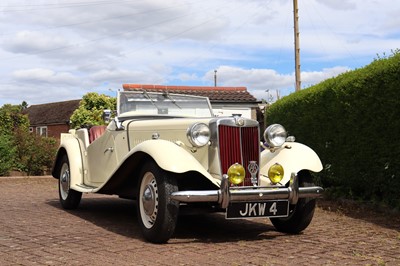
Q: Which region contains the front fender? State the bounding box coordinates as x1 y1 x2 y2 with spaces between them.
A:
52 134 84 191
131 139 219 187
260 142 323 186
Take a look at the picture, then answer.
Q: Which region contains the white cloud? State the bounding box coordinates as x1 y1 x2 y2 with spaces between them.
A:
208 66 292 89
4 31 68 54
178 73 199 82
89 68 166 85
317 0 356 10
203 65 349 101
301 66 350 86
13 68 79 85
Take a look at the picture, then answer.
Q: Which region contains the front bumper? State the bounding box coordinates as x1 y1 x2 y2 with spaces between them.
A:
170 173 324 208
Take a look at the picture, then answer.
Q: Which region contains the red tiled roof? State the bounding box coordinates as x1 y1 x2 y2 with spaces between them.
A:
122 84 257 103
24 100 80 126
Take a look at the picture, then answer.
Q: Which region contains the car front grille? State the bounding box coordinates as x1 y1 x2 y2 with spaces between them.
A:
218 125 260 186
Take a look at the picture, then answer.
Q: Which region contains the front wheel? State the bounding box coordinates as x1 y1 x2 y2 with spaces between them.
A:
58 155 82 210
270 171 316 234
137 161 179 243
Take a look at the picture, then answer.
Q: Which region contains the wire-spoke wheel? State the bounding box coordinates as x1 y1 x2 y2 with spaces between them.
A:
137 161 179 243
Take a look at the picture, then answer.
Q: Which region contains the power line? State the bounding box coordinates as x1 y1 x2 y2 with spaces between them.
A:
0 1 201 37
304 1 360 66
0 0 150 12
0 1 222 61
177 0 273 69
77 1 258 70
0 0 284 86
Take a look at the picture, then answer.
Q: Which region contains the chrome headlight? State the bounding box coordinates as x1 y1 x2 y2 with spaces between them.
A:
187 123 210 147
263 124 287 148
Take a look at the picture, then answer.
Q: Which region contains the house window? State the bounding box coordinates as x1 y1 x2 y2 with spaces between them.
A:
36 126 48 137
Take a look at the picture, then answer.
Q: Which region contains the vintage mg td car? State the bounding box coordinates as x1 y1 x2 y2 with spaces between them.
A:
52 90 323 243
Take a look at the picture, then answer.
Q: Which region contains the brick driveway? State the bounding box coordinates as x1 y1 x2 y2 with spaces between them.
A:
0 177 399 266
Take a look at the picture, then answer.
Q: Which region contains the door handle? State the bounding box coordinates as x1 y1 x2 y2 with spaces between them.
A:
104 147 114 153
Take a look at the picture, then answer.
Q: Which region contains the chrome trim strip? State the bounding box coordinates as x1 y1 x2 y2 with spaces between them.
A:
288 172 299 204
220 174 230 209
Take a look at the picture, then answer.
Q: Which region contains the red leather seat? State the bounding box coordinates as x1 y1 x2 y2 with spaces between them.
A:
89 125 106 143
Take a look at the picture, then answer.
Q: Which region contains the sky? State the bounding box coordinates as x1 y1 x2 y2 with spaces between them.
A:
0 0 399 106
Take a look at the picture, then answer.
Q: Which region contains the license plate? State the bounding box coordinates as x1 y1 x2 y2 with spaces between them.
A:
226 200 289 219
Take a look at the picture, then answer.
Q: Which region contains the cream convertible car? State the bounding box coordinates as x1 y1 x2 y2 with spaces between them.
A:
52 91 324 243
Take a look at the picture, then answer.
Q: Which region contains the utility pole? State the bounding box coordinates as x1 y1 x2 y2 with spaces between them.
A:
214 70 217 87
293 0 301 92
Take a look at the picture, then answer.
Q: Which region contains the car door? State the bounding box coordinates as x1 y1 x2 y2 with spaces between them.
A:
86 128 118 186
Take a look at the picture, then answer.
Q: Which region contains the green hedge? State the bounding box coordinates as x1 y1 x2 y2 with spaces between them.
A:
266 52 400 208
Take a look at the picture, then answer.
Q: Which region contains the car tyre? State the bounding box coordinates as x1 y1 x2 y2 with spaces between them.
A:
58 155 82 210
270 171 316 234
137 161 179 243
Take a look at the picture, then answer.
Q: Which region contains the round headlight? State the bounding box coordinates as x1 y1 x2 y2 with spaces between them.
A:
227 163 246 185
263 124 287 148
187 123 210 147
268 163 284 184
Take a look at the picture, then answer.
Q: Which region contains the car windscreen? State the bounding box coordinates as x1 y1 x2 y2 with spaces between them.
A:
118 91 214 118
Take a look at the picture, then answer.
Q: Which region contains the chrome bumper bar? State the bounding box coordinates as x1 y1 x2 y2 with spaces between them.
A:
171 173 324 209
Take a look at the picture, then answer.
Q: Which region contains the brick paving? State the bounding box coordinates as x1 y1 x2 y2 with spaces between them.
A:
0 177 399 266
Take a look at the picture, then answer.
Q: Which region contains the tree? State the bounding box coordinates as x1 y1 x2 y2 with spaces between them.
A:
21 101 28 110
0 104 29 136
0 103 30 175
0 102 58 176
0 134 15 176
70 92 116 128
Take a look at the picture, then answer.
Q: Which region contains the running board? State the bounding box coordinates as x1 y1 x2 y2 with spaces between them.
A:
74 183 98 192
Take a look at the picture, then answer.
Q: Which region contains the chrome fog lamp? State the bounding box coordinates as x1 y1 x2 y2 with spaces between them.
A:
187 123 210 147
263 124 287 148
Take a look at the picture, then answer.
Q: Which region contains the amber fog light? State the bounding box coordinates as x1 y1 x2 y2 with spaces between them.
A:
268 163 284 184
227 163 245 185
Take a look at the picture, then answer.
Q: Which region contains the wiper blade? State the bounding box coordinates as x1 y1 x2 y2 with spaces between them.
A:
163 91 181 109
141 89 160 109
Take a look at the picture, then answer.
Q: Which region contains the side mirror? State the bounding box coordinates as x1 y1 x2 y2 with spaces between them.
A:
103 109 112 124
103 109 123 130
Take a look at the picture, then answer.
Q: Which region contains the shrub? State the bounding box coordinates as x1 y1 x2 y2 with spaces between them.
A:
266 52 400 208
13 128 58 175
0 134 15 176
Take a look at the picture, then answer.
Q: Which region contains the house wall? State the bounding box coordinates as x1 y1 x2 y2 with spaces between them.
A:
30 124 70 139
211 104 259 120
49 124 70 139
213 107 253 119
